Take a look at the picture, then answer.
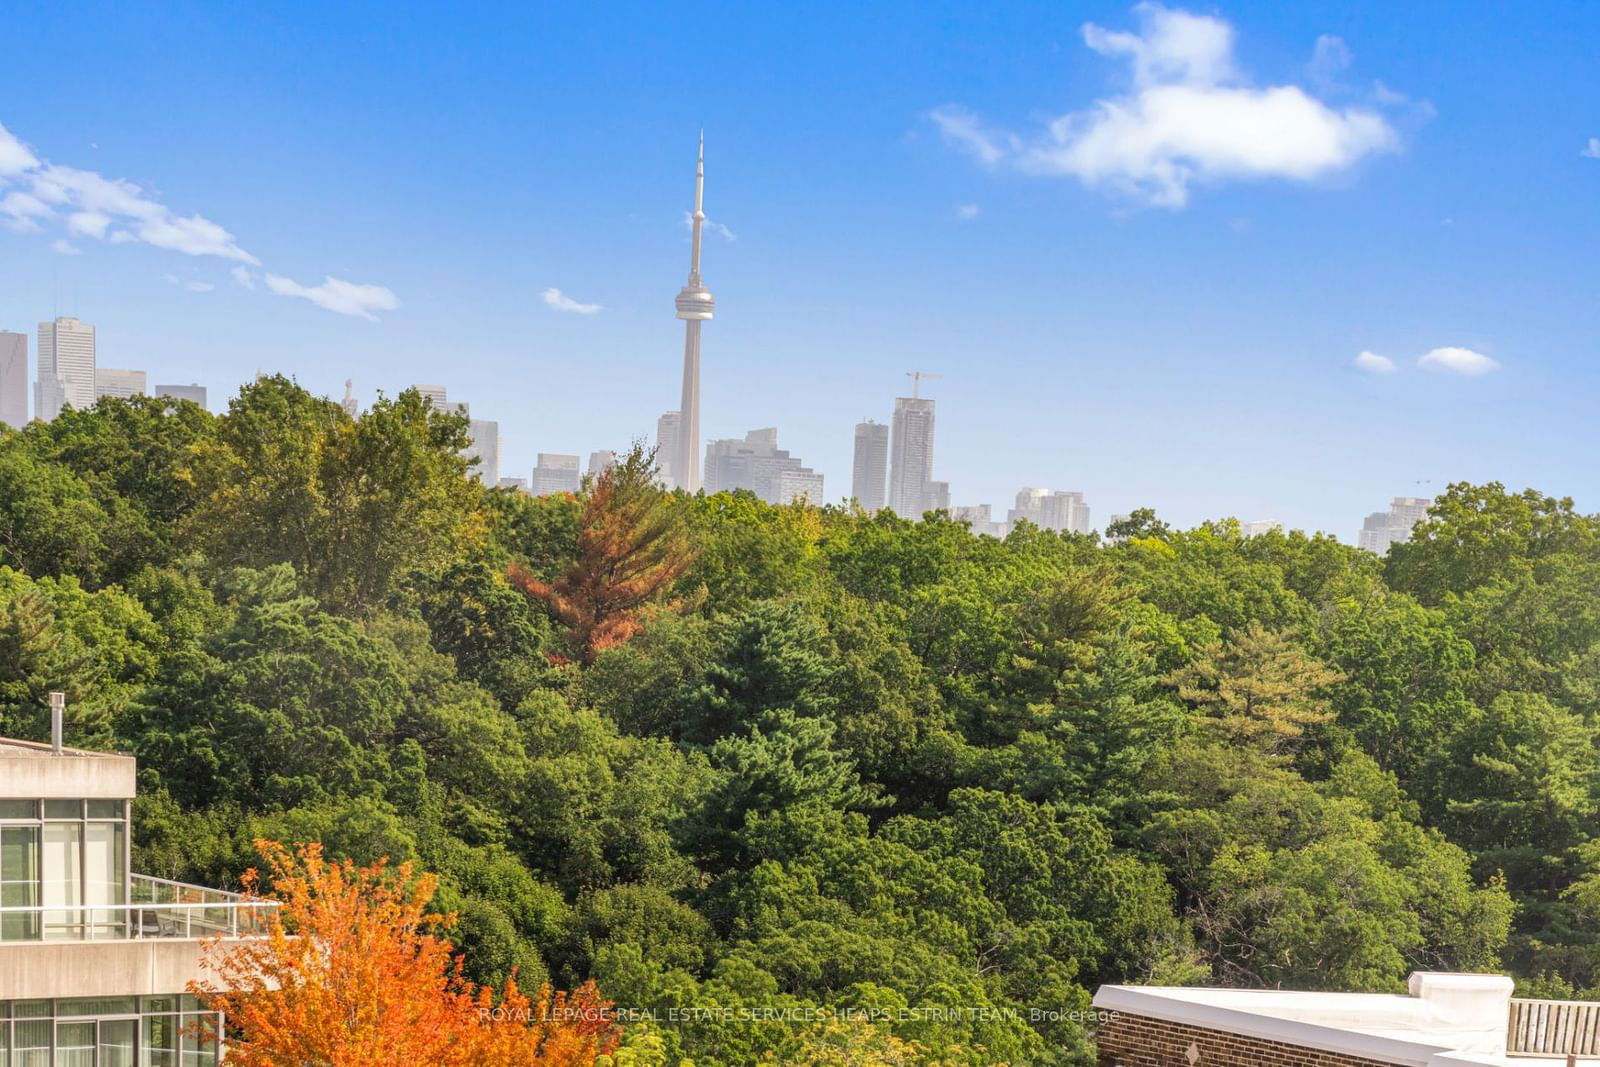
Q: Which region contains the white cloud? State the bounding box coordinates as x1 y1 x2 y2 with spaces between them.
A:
1307 34 1352 88
162 273 216 293
1353 350 1396 374
1582 137 1600 159
51 239 82 256
929 107 1011 167
931 4 1400 209
265 274 400 321
12 157 258 262
1419 346 1499 376
682 211 736 241
0 117 399 317
542 287 603 315
955 202 981 221
0 122 38 175
67 211 111 239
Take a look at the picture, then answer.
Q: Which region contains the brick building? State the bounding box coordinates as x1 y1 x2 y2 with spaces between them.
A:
1094 972 1598 1067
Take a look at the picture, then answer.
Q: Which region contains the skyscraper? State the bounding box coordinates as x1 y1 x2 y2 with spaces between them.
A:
888 396 936 519
0 331 26 427
673 134 714 494
156 383 208 408
532 453 582 495
340 379 358 417
1009 488 1091 534
851 420 888 512
703 428 824 505
467 419 500 485
94 368 147 401
36 316 96 420
588 450 617 477
1357 496 1432 554
655 411 681 487
413 383 449 410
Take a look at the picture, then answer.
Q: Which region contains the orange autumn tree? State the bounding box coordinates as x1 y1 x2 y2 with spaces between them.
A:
195 840 619 1067
510 445 696 665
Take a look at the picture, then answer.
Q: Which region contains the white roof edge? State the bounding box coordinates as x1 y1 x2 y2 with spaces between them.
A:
1092 986 1508 1067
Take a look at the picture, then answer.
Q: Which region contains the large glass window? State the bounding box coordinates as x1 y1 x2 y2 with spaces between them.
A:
0 999 219 1067
0 797 130 942
55 1021 96 1067
41 822 81 941
84 821 126 938
99 1017 136 1067
12 1018 48 1067
0 826 40 941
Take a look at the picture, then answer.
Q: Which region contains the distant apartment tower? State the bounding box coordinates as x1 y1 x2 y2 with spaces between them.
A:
851 420 888 512
1240 519 1283 538
588 450 617 477
703 428 824 505
1010 488 1091 535
531 453 581 495
1358 496 1433 554
413 383 449 410
498 476 529 491
953 503 1007 538
466 419 500 485
340 378 358 417
155 383 207 408
36 316 96 421
655 411 681 487
94 367 147 401
0 330 26 426
888 396 935 519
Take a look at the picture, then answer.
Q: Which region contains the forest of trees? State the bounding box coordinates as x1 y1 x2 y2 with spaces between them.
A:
3 376 1599 1065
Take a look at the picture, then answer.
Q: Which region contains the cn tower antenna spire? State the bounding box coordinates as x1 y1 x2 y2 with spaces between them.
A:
674 133 715 494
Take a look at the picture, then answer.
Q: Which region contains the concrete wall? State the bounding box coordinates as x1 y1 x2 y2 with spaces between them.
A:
0 939 211 999
0 747 136 799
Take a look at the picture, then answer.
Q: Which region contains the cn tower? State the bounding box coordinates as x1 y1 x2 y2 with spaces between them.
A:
673 133 714 493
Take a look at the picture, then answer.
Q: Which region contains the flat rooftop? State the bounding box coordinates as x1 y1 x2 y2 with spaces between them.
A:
1094 973 1599 1067
0 735 137 798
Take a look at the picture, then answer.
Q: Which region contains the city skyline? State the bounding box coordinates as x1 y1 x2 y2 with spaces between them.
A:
2 2 1596 535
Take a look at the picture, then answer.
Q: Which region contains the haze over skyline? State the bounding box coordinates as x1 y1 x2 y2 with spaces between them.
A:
2 0 1596 538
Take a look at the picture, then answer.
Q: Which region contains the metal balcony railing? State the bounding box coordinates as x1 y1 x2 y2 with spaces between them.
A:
1509 997 1600 1057
0 872 279 942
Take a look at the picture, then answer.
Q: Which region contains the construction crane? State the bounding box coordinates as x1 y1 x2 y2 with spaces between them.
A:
906 370 943 399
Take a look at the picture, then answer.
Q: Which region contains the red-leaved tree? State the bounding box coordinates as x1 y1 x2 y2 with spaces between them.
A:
510 446 695 665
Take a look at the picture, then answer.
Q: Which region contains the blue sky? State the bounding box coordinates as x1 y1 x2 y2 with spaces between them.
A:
2 0 1596 538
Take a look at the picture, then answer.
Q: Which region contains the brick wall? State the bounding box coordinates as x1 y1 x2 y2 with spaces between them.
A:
1096 1012 1406 1067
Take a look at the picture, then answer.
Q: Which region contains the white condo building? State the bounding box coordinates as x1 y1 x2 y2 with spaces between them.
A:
1359 496 1433 554
0 715 273 1064
531 453 581 496
587 451 617 477
953 504 1007 538
851 420 888 513
467 419 500 485
93 369 146 402
36 318 96 422
154 384 207 409
888 396 936 519
655 411 681 487
703 428 824 506
0 332 26 428
1009 488 1091 535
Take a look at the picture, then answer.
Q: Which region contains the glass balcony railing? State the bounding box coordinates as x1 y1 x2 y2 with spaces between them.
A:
0 874 278 942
